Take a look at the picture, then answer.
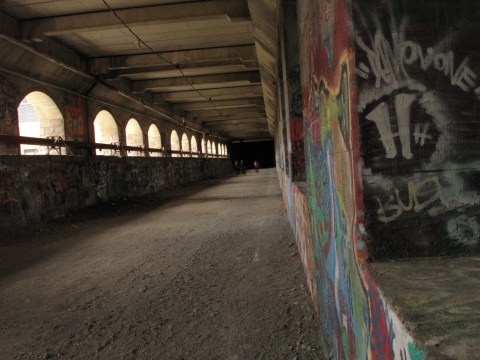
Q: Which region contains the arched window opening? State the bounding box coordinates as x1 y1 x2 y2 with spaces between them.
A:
207 140 212 154
93 110 119 156
212 142 217 155
181 133 190 156
148 124 162 157
126 118 144 157
170 130 180 157
18 91 65 155
191 136 198 157
202 139 207 154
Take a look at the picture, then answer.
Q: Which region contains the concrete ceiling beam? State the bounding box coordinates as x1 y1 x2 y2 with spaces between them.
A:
204 119 267 127
153 85 263 103
21 0 250 41
106 63 258 82
90 45 257 75
197 112 267 123
102 60 258 80
173 98 265 112
132 71 261 93
186 106 265 118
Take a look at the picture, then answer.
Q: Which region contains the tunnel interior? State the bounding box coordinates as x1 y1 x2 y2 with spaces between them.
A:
230 140 275 169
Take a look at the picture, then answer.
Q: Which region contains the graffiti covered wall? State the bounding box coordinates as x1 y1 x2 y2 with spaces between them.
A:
288 65 306 181
278 0 480 358
0 156 232 231
354 0 480 259
64 95 87 142
273 0 427 358
0 74 20 154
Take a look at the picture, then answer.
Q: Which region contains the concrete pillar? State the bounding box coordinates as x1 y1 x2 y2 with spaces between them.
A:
0 74 20 155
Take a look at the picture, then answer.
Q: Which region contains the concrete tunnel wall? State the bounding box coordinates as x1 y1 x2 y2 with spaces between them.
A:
0 70 232 229
275 0 480 359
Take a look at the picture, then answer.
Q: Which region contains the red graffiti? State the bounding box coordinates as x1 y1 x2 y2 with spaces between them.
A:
64 97 85 140
367 274 395 360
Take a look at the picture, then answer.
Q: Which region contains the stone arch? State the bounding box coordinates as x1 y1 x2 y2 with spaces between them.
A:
181 133 190 156
93 110 119 156
17 91 65 155
148 124 162 157
170 130 180 157
191 135 198 156
125 118 144 156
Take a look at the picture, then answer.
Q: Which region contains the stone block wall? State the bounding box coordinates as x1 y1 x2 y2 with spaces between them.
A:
0 156 232 230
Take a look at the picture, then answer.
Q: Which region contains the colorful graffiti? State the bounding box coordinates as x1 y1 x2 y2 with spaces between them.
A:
274 0 428 358
304 61 372 359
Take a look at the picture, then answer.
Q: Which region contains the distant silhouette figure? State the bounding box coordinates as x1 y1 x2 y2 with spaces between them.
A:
254 160 260 173
240 160 246 174
234 160 240 175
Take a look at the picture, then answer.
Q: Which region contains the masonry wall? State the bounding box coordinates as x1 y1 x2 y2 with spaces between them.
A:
354 1 480 260
0 156 231 229
276 0 428 358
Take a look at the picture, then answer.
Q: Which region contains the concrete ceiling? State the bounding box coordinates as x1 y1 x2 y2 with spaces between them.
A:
0 0 279 141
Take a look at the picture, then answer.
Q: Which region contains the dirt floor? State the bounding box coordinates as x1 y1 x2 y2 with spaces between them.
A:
0 169 324 360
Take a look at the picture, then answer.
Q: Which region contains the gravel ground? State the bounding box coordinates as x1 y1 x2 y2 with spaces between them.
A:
0 169 324 360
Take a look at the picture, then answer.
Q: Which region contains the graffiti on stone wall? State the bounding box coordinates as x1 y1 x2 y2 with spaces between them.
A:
288 65 306 180
287 65 303 118
365 273 427 360
290 118 305 179
296 0 427 357
447 214 480 248
64 96 85 141
293 184 314 294
355 1 480 259
362 92 438 162
356 33 479 96
0 74 20 129
306 62 376 359
96 161 108 200
355 28 480 170
0 169 14 205
375 176 443 223
0 165 25 226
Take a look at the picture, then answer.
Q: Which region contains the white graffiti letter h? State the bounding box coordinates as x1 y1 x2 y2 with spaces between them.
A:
365 93 416 159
